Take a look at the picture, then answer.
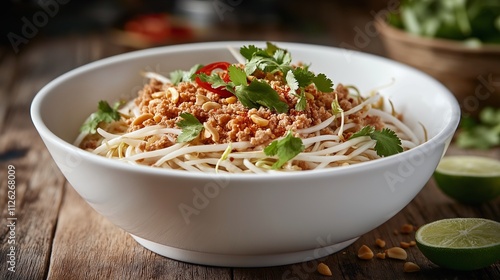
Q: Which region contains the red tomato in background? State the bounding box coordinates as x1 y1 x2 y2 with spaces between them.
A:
124 13 192 43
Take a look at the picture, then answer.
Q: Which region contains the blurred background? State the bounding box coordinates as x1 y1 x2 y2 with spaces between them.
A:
0 0 389 54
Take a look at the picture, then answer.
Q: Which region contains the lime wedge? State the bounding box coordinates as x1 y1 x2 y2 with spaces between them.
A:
416 218 500 271
433 156 500 204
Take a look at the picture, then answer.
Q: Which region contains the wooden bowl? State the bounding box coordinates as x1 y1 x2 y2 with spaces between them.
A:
376 19 500 116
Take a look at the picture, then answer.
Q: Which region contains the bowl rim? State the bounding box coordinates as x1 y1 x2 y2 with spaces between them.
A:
31 41 461 180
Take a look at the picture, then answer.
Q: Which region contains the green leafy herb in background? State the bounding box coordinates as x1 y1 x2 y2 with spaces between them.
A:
456 107 500 149
388 0 500 44
80 100 121 134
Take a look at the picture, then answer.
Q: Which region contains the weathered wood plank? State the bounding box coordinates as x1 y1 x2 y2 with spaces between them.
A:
0 106 66 280
47 184 233 280
0 36 86 280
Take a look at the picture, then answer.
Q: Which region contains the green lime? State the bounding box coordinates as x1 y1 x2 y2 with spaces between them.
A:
433 156 500 204
416 218 500 271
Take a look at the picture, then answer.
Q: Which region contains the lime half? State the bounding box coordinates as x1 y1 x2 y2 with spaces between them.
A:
433 156 500 204
416 218 500 271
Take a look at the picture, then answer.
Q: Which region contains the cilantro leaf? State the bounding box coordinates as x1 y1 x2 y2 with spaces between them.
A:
312 73 334 92
350 126 403 157
244 57 263 76
350 126 375 138
285 70 299 94
234 80 289 113
292 67 315 88
265 41 280 55
295 93 307 111
197 72 231 90
170 64 202 85
264 131 305 169
240 45 261 60
285 70 307 111
242 42 292 75
371 128 403 156
80 100 121 134
273 48 292 66
176 113 203 143
228 65 247 86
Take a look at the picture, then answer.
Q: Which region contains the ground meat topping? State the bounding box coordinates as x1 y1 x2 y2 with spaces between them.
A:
127 76 384 149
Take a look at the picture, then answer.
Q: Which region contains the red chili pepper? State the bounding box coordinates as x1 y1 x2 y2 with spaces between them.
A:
195 62 233 97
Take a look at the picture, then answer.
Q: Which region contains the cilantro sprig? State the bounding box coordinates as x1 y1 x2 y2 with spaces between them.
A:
287 68 334 111
80 100 122 134
264 131 305 169
176 113 203 143
198 65 289 113
240 42 293 76
170 64 202 85
350 126 403 157
240 42 334 111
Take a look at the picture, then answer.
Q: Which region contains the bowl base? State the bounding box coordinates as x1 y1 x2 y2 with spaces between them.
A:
130 234 359 267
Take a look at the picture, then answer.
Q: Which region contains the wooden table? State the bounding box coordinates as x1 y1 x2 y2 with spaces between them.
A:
1 24 499 280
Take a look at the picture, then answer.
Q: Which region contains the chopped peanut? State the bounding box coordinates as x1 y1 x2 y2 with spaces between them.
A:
400 241 411 249
376 252 386 259
250 114 270 127
203 122 219 142
151 91 165 98
153 114 162 123
317 262 332 276
202 101 221 111
385 247 407 260
132 113 154 126
375 238 386 248
403 262 420 273
195 94 210 105
400 224 414 234
166 87 179 104
225 96 237 104
357 245 374 260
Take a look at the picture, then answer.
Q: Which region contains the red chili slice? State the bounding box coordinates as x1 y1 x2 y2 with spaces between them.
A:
195 62 233 97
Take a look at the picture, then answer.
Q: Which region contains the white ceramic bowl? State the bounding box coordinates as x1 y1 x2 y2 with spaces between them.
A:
31 42 460 267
